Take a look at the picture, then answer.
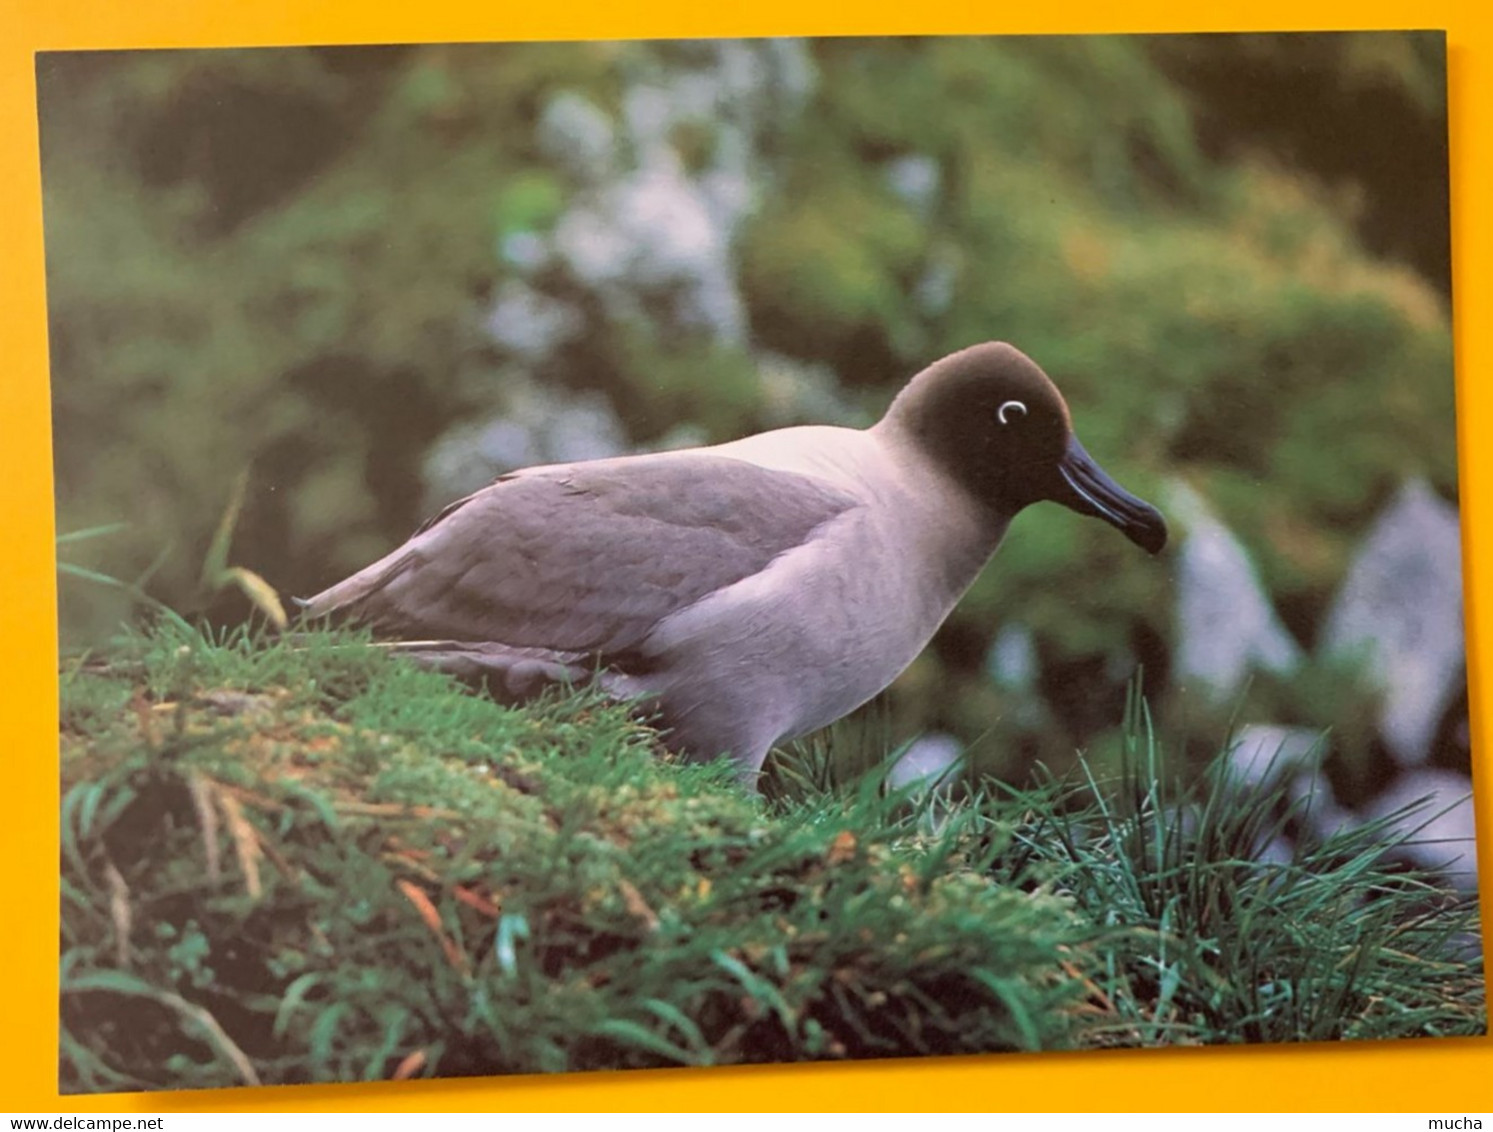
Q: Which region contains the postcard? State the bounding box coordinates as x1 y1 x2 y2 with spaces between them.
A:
39 32 1481 1095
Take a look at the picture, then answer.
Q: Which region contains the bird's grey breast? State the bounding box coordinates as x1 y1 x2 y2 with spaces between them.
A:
640 427 1009 740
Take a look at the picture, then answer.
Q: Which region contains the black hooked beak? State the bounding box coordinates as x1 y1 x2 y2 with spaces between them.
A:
1050 436 1168 555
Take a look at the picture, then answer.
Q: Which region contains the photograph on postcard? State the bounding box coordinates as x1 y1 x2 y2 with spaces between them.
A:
39 32 1483 1093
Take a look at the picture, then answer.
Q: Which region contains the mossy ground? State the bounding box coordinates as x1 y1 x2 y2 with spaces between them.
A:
59 624 1485 1093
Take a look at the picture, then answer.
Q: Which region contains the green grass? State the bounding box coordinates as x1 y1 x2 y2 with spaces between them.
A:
980 689 1485 1045
59 625 1484 1093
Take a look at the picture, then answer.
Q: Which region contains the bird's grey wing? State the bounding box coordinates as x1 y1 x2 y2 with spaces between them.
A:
301 453 860 656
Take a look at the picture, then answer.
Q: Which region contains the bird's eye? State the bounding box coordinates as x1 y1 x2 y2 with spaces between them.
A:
998 400 1028 425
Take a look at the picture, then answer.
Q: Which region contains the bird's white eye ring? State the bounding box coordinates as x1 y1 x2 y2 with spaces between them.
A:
998 400 1028 425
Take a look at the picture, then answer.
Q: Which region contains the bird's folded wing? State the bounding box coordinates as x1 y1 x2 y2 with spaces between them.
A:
301 453 860 655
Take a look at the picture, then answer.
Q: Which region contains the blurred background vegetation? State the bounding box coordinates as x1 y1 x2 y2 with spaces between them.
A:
39 33 1460 807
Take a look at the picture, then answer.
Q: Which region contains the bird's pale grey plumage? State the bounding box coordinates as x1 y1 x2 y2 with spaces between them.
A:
303 342 1168 782
311 456 860 653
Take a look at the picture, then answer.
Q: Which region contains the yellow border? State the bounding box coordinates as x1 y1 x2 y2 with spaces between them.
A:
4 0 1489 1112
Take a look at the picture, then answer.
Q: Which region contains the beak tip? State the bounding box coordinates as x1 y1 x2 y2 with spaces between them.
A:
1127 503 1169 556
1057 438 1169 557
1137 520 1169 556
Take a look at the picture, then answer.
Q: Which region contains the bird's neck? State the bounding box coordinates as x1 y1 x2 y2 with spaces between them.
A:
870 417 1016 593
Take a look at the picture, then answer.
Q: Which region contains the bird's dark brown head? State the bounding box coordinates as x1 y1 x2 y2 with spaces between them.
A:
882 342 1168 554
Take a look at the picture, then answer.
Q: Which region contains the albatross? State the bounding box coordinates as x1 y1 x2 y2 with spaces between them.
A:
302 342 1167 781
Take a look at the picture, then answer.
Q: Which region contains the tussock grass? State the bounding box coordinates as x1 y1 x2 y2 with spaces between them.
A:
59 627 1484 1093
60 623 1088 1091
980 689 1485 1046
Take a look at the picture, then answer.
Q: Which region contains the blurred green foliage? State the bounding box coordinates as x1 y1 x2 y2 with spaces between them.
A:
40 34 1455 779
